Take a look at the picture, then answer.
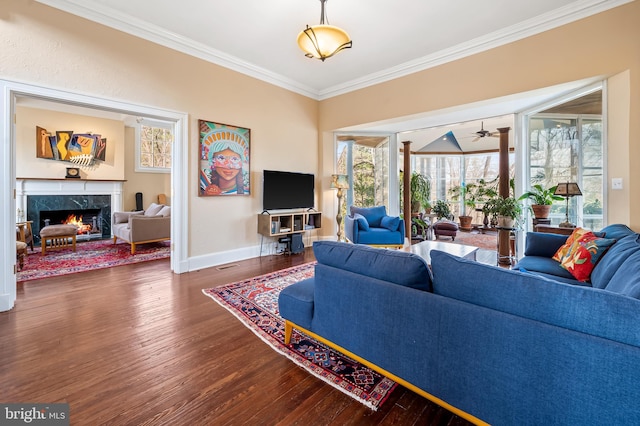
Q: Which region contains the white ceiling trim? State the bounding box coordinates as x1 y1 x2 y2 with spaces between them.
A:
35 0 632 101
319 0 633 100
34 0 319 99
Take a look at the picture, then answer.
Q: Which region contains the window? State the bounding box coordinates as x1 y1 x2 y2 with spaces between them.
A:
135 119 173 173
336 136 390 211
412 152 514 222
527 113 603 229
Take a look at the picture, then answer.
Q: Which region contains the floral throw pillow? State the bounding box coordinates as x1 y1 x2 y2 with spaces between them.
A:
554 230 616 282
552 227 591 262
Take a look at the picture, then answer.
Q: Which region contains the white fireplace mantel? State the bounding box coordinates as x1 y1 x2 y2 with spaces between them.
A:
16 179 124 219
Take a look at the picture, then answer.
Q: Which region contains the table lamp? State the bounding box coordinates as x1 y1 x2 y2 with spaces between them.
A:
554 182 582 228
330 174 349 241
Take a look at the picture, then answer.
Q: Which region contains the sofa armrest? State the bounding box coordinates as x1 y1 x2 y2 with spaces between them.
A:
129 216 170 242
344 215 358 243
524 232 568 257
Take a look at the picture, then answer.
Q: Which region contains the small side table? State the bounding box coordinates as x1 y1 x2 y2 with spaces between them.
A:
496 226 518 266
534 224 574 236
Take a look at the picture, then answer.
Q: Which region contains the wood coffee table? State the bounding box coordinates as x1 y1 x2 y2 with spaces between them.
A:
406 240 479 265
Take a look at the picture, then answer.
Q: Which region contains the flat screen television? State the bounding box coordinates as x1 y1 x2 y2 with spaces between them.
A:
263 170 314 210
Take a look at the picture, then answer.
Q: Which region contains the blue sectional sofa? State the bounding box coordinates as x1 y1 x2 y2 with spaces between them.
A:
278 239 640 425
514 224 639 291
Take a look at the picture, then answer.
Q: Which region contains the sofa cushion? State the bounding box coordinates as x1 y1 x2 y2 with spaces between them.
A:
380 215 400 231
313 241 432 291
350 206 386 228
515 256 578 283
604 250 640 298
352 228 404 246
599 223 635 240
430 250 640 347
555 231 616 282
144 203 164 217
524 232 569 258
113 210 143 224
278 277 315 330
352 213 370 231
157 205 171 217
591 233 640 289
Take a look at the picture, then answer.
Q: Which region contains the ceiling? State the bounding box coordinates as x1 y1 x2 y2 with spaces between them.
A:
26 1 613 148
35 0 629 100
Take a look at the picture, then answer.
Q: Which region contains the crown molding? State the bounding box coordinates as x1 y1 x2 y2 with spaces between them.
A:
35 0 632 101
33 0 319 99
318 0 633 100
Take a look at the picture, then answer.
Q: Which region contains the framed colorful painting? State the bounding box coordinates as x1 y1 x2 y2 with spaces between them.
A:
199 120 250 196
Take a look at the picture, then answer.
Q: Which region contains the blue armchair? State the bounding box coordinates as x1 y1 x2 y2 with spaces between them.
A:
344 206 405 248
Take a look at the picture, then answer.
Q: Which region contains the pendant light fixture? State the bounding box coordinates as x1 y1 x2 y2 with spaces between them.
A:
297 0 352 61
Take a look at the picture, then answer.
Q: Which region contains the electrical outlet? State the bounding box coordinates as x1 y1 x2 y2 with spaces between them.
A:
612 178 623 190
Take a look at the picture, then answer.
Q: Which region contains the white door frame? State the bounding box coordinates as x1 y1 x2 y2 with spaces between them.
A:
0 79 189 312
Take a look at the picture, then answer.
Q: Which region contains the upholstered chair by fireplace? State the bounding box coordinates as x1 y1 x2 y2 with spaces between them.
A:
112 203 170 254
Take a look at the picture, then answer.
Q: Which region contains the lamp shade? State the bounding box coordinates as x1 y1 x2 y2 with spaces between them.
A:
297 0 352 61
330 174 349 190
297 25 352 61
554 182 582 197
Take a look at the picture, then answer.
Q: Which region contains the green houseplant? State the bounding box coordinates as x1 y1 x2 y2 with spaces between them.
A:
493 196 522 228
449 178 498 230
432 200 452 220
518 184 564 219
410 172 431 214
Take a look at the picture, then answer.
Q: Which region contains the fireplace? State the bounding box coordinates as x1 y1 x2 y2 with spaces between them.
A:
27 195 111 243
17 179 124 244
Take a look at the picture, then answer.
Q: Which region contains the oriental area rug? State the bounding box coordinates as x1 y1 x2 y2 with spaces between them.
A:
18 239 170 282
202 263 398 411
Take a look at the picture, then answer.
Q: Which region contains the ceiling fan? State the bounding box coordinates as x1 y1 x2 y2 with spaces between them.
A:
472 121 499 142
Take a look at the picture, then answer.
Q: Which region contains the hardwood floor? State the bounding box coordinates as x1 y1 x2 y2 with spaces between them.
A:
1 250 474 425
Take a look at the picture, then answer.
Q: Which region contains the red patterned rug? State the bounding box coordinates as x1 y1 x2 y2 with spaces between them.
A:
18 239 170 282
202 263 397 411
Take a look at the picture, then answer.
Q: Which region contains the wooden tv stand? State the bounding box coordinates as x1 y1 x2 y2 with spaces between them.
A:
257 211 322 237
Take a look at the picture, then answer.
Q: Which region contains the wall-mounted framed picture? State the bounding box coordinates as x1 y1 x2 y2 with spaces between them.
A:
198 120 250 196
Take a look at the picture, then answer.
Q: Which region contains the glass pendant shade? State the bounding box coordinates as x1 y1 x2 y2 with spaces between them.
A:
297 25 352 61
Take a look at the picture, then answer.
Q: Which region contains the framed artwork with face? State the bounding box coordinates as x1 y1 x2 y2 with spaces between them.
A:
198 120 251 196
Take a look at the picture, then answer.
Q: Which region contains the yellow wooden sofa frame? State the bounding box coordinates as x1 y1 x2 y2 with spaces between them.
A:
283 319 488 426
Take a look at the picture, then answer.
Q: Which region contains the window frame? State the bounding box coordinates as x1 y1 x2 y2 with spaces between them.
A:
135 118 173 174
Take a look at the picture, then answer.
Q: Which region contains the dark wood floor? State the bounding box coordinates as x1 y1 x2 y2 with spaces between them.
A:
1 249 475 425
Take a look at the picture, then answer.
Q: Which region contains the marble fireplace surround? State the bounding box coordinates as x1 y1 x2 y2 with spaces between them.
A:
17 179 124 242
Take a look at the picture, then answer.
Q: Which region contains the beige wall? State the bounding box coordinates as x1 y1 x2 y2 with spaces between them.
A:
319 1 640 231
16 106 125 180
2 0 318 257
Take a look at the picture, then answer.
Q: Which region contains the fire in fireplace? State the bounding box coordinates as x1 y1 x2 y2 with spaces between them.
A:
61 214 96 235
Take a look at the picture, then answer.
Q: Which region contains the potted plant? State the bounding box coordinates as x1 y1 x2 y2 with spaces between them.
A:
432 200 452 220
493 196 522 228
449 178 498 231
518 184 564 219
410 172 431 214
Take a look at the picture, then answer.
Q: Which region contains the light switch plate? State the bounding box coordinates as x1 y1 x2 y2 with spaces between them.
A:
612 178 623 190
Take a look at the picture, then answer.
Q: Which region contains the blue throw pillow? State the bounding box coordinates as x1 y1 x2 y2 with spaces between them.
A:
353 213 370 231
350 206 386 227
380 215 400 231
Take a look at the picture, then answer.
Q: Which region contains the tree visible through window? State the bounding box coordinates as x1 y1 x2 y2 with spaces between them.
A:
137 120 173 172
